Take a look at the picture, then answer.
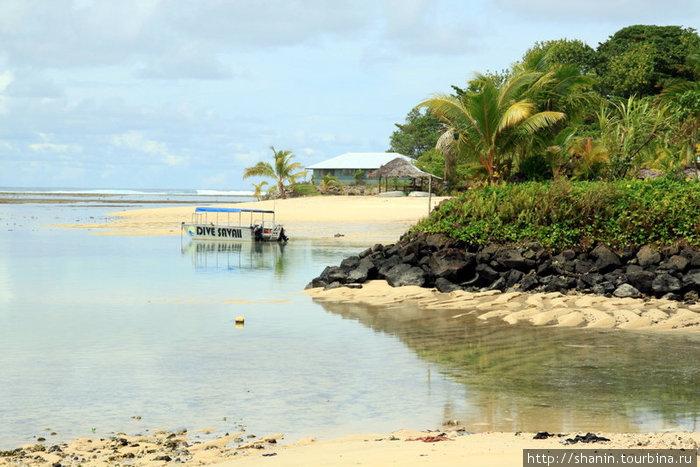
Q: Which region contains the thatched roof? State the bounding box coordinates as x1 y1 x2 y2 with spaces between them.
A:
368 157 441 179
435 129 457 156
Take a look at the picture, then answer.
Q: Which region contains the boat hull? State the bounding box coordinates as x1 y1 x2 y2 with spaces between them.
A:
182 223 286 242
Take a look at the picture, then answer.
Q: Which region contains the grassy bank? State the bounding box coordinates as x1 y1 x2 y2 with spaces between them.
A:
415 179 700 250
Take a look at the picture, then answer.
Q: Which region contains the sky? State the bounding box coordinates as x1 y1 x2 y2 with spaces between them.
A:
0 0 697 190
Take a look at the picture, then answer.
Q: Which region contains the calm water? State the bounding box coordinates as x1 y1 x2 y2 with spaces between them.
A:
0 198 699 449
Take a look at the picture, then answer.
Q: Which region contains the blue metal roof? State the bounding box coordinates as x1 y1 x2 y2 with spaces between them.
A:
195 207 274 214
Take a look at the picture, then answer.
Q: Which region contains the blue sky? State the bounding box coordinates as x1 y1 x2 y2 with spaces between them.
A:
0 0 697 190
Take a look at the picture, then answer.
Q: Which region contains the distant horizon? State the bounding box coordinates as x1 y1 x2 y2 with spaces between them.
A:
0 186 255 194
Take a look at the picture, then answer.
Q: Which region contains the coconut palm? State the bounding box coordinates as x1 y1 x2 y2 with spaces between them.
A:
243 146 306 199
251 181 268 201
419 71 567 183
319 174 340 194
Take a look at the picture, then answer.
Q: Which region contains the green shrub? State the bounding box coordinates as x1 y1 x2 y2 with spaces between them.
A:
291 183 319 196
415 178 700 249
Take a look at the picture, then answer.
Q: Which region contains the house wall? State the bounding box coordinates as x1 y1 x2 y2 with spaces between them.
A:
311 168 378 185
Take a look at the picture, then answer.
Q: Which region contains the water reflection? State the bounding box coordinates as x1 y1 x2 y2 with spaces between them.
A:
181 240 286 273
315 300 700 433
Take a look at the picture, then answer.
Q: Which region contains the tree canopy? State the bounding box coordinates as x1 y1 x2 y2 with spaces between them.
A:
390 24 700 187
387 108 442 158
595 25 700 98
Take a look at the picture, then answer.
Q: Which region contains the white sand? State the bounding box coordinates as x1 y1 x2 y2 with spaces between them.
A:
56 195 448 245
305 280 700 332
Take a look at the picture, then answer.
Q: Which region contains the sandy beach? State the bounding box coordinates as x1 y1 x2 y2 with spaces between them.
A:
3 428 698 466
57 195 448 245
32 195 699 465
305 280 700 332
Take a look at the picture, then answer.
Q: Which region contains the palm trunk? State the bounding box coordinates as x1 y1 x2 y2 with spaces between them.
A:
278 180 285 199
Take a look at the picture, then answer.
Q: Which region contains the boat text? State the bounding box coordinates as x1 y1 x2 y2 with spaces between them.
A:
196 226 244 238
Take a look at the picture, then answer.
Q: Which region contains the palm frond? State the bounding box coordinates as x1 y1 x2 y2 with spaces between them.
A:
498 100 534 133
243 161 275 179
518 111 567 135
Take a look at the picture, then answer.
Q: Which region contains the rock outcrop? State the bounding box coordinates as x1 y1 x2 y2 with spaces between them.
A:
307 232 700 303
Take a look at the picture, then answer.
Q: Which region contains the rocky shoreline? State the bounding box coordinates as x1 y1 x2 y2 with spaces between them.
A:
307 232 700 303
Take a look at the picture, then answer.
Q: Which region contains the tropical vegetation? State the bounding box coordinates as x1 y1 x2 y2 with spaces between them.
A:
415 178 700 249
389 25 700 189
243 146 307 199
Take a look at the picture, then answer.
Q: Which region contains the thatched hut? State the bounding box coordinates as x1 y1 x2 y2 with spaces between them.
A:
368 157 441 194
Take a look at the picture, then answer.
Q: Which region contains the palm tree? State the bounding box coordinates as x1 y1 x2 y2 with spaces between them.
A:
243 146 306 199
419 71 567 183
251 181 268 201
319 174 340 194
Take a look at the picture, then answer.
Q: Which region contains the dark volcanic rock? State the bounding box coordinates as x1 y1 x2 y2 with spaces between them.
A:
347 257 377 283
504 269 524 288
660 255 689 273
636 245 661 268
340 255 361 270
428 252 475 282
384 263 426 287
591 245 621 272
494 248 536 272
307 240 699 302
435 277 462 293
320 265 347 283
475 263 500 284
377 254 402 277
519 275 539 291
613 284 642 298
581 272 604 287
542 276 574 293
488 276 507 291
652 273 682 295
626 270 656 293
682 269 700 291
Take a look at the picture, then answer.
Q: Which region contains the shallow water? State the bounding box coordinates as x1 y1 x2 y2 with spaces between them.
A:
0 200 698 449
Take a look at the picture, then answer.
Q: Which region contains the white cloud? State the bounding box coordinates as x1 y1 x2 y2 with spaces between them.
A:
112 131 186 166
29 142 71 152
491 0 699 22
28 133 82 153
136 43 232 80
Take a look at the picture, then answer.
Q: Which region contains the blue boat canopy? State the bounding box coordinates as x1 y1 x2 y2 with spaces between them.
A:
195 207 275 214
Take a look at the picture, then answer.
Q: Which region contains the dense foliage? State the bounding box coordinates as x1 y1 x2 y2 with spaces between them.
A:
415 179 700 249
388 25 700 188
387 108 442 158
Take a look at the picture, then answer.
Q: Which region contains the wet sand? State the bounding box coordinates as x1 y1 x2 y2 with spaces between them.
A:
304 280 700 332
3 428 697 466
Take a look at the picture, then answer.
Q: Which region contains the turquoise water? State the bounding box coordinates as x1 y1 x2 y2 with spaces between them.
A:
0 199 699 449
0 201 467 448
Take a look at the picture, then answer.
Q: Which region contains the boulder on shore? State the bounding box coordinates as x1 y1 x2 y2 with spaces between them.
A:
306 232 699 303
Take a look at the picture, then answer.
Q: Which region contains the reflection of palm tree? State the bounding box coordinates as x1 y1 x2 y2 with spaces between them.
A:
274 243 287 277
243 146 307 199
